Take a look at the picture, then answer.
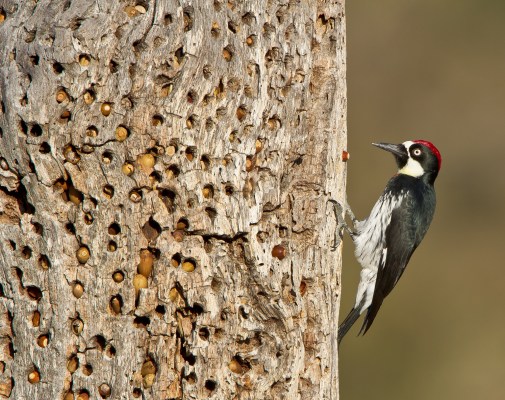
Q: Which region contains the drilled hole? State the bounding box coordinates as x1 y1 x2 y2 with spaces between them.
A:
187 90 195 103
205 207 217 220
19 119 28 135
164 13 173 25
166 164 180 179
228 20 238 33
105 344 116 358
202 184 214 199
103 185 114 199
133 316 150 328
174 46 185 64
185 371 197 384
79 54 91 66
21 246 32 259
110 295 123 314
141 217 161 241
86 125 98 137
109 60 118 73
223 46 233 61
183 7 193 31
205 379 217 391
27 286 42 301
65 222 76 234
158 189 175 212
200 155 210 170
38 255 50 270
101 151 113 164
199 327 210 341
32 222 43 235
170 253 181 268
152 114 164 126
185 146 196 161
39 142 51 154
84 212 94 225
155 304 166 315
91 335 106 351
108 223 121 235
211 22 221 37
29 124 42 137
52 62 64 74
225 185 234 196
107 240 117 252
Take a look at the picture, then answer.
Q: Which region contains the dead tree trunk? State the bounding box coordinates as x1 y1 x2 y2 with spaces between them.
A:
0 1 347 399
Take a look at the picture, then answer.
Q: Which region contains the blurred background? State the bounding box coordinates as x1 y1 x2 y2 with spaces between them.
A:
340 0 505 399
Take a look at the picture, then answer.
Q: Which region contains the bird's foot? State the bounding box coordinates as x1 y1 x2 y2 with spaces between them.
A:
329 198 357 250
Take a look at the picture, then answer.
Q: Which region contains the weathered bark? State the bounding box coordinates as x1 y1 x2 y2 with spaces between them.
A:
0 0 346 399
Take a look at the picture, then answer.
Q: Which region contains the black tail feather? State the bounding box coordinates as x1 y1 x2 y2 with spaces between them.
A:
338 307 361 345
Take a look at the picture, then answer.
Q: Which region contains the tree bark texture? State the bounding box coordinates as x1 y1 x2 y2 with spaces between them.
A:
0 0 346 399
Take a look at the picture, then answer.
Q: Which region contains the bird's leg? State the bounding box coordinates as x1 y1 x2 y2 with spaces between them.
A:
329 198 357 250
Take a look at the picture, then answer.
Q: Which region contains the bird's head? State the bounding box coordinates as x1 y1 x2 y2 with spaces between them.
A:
372 140 442 184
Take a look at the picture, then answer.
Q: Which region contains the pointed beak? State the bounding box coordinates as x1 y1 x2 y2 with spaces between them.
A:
372 142 408 160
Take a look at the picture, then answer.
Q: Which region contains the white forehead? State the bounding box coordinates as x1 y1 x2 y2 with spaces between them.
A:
402 140 415 149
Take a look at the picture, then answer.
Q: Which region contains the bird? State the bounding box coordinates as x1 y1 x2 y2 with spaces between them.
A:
337 140 441 344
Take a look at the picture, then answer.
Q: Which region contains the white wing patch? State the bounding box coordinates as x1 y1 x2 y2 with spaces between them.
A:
351 192 405 311
380 248 387 269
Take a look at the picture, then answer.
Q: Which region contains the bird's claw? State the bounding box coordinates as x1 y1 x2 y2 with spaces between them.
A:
329 199 357 250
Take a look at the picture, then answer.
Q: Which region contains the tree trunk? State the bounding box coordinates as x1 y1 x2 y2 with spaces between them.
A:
0 1 346 399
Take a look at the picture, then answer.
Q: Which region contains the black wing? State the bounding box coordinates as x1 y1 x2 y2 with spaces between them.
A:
359 193 422 335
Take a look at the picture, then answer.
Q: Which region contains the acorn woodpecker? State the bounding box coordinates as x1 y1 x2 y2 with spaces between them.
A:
337 140 441 344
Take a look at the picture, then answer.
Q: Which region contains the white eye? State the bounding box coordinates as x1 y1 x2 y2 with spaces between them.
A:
412 148 422 157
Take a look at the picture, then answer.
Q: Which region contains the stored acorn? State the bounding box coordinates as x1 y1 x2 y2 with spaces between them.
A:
143 373 155 388
228 359 242 374
138 249 154 277
255 139 263 153
100 102 112 116
172 230 184 242
168 287 179 302
83 90 95 104
86 126 98 137
56 89 68 103
202 185 214 199
115 126 128 141
129 190 142 203
122 162 135 176
98 383 111 398
76 392 89 400
72 282 84 298
245 156 256 172
112 271 124 283
67 355 79 373
68 185 82 205
79 54 90 66
182 260 196 272
37 334 49 348
110 296 122 314
141 360 156 376
63 144 80 164
71 318 84 335
272 245 287 260
32 311 41 327
138 153 155 171
133 274 148 296
28 370 40 384
76 246 90 264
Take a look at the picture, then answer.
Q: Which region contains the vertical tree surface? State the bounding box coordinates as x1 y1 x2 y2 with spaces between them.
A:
0 1 346 399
